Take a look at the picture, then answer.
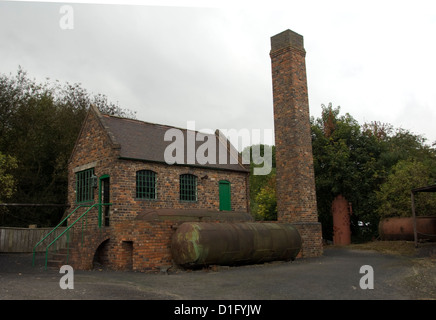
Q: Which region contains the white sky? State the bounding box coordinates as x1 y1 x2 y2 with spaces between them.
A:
1 0 436 149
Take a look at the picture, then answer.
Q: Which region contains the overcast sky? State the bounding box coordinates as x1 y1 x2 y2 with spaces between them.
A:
1 0 436 149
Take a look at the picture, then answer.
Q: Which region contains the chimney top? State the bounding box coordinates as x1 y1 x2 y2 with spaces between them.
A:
270 29 304 52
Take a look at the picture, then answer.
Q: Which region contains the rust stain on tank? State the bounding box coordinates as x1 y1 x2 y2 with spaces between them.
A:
171 222 302 268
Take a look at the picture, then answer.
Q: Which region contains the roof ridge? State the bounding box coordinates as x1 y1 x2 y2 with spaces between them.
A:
102 113 217 136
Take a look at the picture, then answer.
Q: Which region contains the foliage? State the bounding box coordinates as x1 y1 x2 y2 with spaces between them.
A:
311 103 384 240
376 159 436 218
0 152 18 225
312 103 436 240
0 68 135 226
0 152 18 201
254 173 277 221
242 144 277 220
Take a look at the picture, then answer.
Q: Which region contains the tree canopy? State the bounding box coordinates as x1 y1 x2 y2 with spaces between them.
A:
376 159 436 218
0 68 135 226
0 152 17 202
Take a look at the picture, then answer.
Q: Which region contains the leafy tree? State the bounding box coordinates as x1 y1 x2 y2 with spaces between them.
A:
0 152 18 225
0 68 135 226
376 159 436 218
254 173 277 221
241 144 277 220
311 103 384 240
0 152 17 201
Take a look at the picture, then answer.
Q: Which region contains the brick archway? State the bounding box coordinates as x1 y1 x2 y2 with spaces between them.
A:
93 238 111 269
69 229 111 270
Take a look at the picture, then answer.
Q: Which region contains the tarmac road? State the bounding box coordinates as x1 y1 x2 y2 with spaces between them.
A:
0 246 434 301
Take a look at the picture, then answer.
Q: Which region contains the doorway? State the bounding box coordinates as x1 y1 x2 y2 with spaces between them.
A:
99 175 110 227
121 241 133 271
219 180 231 211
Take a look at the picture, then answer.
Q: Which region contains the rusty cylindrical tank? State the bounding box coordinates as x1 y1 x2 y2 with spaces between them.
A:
331 195 352 245
379 216 436 241
171 222 302 268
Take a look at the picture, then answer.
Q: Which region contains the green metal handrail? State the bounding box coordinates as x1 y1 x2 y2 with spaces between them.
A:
43 203 111 269
32 204 91 267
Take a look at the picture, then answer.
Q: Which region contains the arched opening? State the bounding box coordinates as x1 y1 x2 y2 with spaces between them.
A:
92 238 111 269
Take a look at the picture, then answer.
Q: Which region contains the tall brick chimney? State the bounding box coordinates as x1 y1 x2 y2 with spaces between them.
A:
270 29 322 257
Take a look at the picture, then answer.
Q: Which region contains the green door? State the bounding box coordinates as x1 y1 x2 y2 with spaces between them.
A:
219 180 231 211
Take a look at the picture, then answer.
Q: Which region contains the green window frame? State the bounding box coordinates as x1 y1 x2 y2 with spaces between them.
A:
180 174 197 202
76 168 94 203
136 170 156 200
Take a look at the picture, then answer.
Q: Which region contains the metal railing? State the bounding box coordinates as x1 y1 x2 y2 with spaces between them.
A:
32 203 111 269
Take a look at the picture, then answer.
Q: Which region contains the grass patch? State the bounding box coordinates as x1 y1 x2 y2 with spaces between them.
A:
346 240 417 256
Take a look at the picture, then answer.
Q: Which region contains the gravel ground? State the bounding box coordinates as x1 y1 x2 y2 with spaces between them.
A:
1 243 435 301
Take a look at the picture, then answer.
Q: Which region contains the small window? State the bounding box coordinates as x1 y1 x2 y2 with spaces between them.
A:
136 170 156 199
76 168 94 203
180 174 197 202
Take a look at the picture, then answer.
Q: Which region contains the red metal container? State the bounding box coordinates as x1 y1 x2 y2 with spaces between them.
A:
379 216 436 241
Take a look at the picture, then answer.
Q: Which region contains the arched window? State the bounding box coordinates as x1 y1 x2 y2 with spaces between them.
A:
136 170 156 199
179 174 197 202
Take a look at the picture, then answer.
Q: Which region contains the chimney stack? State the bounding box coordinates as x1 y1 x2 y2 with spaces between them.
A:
270 29 322 257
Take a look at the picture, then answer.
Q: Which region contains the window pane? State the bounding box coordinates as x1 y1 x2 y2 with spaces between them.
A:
136 170 156 199
76 168 94 203
180 174 197 202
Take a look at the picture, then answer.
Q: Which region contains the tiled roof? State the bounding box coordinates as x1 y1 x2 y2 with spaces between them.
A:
99 113 249 173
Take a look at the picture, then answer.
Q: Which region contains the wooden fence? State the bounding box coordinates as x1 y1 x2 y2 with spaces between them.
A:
0 227 67 253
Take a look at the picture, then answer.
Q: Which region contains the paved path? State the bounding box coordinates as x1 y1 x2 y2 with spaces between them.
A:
0 246 434 300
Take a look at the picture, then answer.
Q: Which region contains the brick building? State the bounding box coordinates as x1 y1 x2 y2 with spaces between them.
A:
68 104 250 222
62 105 251 271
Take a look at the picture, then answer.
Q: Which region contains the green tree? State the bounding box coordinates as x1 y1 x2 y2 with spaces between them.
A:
376 159 436 218
242 144 276 220
0 152 18 201
0 68 135 226
254 173 277 221
311 103 384 240
0 152 18 225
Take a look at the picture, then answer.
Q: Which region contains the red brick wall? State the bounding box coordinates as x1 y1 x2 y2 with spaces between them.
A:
67 106 118 228
67 220 186 272
66 228 112 270
110 160 249 224
292 223 323 258
112 220 175 271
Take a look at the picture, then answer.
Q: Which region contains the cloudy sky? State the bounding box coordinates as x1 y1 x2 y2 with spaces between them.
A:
1 0 436 149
